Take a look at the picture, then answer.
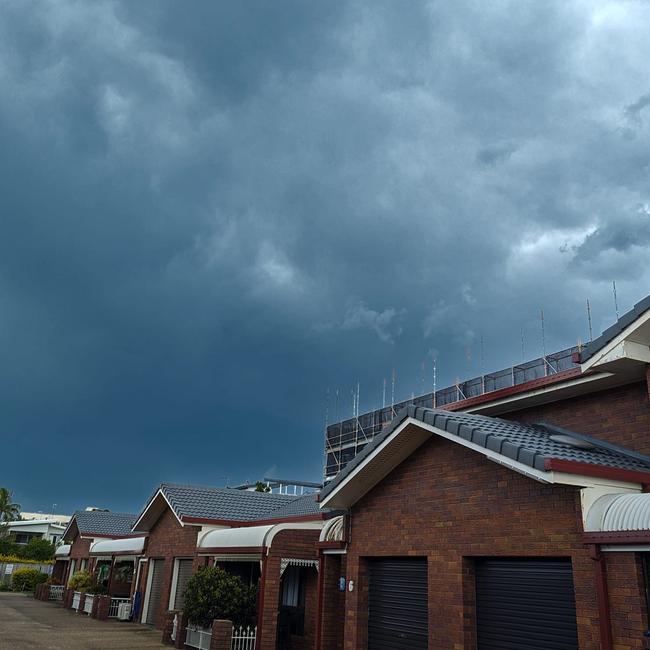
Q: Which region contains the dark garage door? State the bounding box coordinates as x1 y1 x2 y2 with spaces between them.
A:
475 558 579 650
368 558 428 650
145 559 165 626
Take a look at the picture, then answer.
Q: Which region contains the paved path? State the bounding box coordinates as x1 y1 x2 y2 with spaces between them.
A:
0 592 168 649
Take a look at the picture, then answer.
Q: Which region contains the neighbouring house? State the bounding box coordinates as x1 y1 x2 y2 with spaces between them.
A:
131 483 338 650
61 510 138 586
316 405 650 650
315 293 650 650
3 519 66 545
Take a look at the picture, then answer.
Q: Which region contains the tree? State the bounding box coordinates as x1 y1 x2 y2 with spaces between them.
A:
183 566 257 628
0 488 20 525
254 481 270 493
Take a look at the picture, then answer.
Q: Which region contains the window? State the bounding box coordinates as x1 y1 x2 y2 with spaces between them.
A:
218 561 261 587
13 532 43 545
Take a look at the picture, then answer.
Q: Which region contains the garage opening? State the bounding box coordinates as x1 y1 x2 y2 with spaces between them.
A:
368 558 428 650
475 558 579 650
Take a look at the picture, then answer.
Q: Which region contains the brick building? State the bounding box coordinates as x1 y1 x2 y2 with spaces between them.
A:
60 510 138 587
315 295 650 650
131 482 335 650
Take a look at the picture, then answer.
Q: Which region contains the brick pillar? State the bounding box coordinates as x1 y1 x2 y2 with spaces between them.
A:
77 593 86 615
41 584 50 601
162 611 181 645
94 595 110 620
210 620 233 650
34 584 42 600
173 612 188 649
63 588 73 609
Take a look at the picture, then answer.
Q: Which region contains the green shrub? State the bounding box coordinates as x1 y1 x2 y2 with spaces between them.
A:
11 568 48 592
21 538 55 562
68 570 93 592
183 566 257 628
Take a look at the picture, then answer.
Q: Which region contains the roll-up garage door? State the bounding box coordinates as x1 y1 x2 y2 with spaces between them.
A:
145 559 165 625
172 559 194 611
368 558 428 650
475 558 579 650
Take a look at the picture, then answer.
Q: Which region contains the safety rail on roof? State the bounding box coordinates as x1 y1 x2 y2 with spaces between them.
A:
324 346 580 478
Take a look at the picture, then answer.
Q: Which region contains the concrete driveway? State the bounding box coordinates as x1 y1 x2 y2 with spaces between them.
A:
0 592 168 649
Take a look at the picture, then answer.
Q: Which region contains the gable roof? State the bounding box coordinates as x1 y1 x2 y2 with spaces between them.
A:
580 294 650 363
134 483 325 531
63 511 138 541
319 405 650 509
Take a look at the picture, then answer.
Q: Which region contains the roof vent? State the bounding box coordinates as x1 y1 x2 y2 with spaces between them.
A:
548 434 597 450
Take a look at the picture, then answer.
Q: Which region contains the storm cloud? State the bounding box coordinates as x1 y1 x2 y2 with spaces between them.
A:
1 0 650 512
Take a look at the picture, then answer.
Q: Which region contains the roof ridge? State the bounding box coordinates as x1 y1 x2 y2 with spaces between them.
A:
160 482 296 497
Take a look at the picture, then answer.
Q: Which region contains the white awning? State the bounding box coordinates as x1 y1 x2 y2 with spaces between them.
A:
319 516 344 542
199 525 275 552
199 522 323 553
55 544 71 559
585 493 650 532
89 536 146 556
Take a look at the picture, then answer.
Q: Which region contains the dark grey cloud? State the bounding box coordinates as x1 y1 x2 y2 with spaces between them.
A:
1 0 650 512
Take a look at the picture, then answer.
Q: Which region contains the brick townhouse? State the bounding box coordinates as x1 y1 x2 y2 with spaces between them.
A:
58 510 139 588
314 295 650 650
131 482 338 650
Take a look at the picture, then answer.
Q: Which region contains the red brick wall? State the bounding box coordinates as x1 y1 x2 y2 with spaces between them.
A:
69 536 91 560
338 433 645 650
318 554 346 650
501 380 650 455
258 528 320 650
606 552 648 650
138 507 199 630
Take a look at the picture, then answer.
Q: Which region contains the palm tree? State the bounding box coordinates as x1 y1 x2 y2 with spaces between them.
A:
0 488 21 525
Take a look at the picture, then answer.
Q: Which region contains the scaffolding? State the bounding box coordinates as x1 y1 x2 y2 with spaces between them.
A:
324 346 580 479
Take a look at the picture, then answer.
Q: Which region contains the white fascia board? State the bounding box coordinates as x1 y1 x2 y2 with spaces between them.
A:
464 372 614 415
320 417 645 510
132 489 184 532
581 309 650 372
319 418 428 509
589 340 650 367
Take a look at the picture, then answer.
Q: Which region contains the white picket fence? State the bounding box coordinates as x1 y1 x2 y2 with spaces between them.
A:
231 625 256 650
185 622 256 650
48 585 64 601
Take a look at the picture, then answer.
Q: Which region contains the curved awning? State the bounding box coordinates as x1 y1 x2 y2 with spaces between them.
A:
89 536 146 556
585 493 650 532
199 522 323 554
55 544 71 559
319 516 344 542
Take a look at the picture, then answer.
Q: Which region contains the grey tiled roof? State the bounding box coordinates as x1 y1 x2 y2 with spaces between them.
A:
73 511 138 537
320 405 650 500
580 294 650 362
158 483 319 522
254 493 321 520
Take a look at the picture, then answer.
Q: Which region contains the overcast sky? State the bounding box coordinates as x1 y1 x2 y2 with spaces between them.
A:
2 0 650 514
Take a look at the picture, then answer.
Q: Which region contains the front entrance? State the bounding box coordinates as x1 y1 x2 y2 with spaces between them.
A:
143 559 164 626
475 558 579 650
367 558 428 650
